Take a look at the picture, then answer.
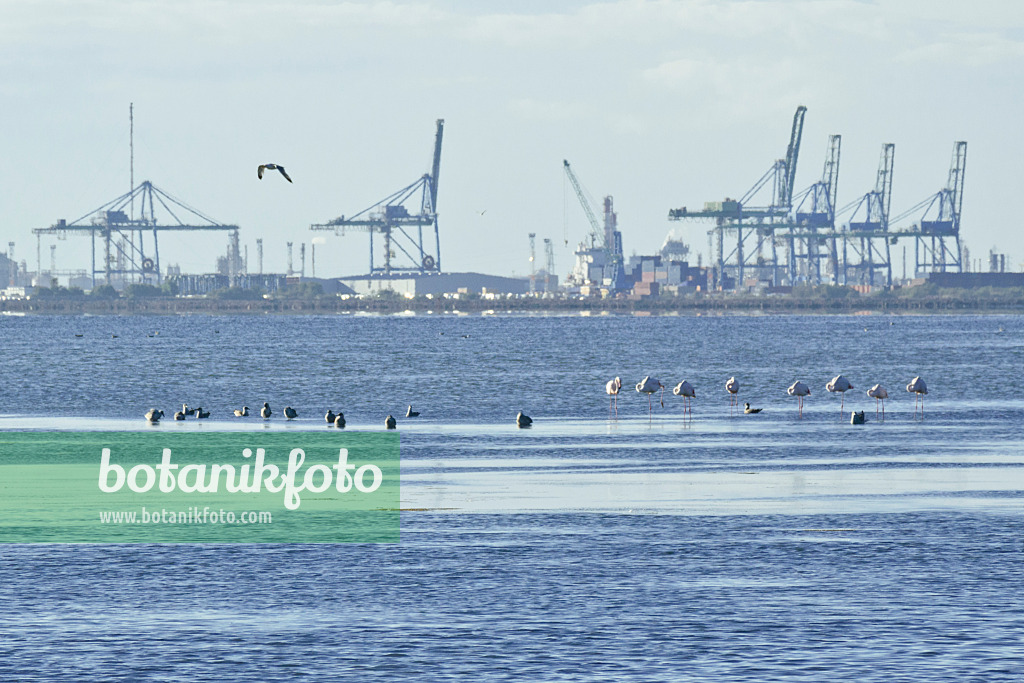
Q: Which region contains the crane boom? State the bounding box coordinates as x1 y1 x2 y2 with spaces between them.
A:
563 160 603 247
430 119 444 211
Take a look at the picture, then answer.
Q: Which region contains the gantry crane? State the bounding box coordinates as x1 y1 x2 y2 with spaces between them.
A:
669 105 807 288
792 134 841 284
840 143 895 286
311 119 444 276
890 141 966 276
32 181 240 288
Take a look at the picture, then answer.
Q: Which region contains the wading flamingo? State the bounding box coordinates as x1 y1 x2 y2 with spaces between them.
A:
725 377 740 414
636 377 665 417
826 375 854 414
866 384 888 418
606 377 623 415
907 377 928 417
788 380 811 417
673 380 696 418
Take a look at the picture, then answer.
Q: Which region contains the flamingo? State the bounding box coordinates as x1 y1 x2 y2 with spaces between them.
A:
636 376 665 417
866 384 888 418
907 377 928 417
826 375 854 413
516 411 533 428
673 380 695 417
788 380 811 417
725 377 739 414
606 377 623 415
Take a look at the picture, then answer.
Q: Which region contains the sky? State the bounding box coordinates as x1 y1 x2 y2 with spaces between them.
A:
2 0 1023 281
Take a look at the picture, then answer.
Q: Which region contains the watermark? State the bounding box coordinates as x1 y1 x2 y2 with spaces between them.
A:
0 432 399 543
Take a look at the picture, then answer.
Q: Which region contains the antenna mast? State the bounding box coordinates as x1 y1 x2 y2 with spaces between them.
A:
130 103 134 220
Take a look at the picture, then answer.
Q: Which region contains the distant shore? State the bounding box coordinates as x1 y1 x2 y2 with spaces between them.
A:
3 290 1023 315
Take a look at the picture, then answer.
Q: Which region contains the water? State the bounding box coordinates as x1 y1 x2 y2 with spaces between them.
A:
1 313 1023 680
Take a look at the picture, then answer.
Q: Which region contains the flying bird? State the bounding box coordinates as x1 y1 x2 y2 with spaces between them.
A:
826 375 854 414
788 380 811 417
907 376 928 418
866 384 888 418
258 163 292 183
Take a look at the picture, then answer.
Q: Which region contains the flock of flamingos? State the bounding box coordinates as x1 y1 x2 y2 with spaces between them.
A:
606 375 929 422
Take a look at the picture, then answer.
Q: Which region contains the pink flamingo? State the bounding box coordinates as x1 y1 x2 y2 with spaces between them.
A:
673 380 696 418
866 384 888 419
826 375 854 414
605 377 622 415
636 376 664 417
725 377 740 415
907 377 928 418
788 380 811 417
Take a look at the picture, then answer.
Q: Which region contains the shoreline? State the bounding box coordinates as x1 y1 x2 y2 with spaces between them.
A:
2 294 1023 316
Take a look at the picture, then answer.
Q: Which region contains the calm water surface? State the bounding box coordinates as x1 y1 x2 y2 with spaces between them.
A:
1 313 1023 680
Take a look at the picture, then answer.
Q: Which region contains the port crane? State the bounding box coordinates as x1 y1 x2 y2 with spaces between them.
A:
562 159 625 290
311 119 444 276
33 181 240 288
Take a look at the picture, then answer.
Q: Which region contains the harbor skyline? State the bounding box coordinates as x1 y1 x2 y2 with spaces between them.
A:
2 1 1021 281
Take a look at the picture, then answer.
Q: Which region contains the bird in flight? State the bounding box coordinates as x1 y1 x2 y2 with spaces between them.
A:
258 163 292 183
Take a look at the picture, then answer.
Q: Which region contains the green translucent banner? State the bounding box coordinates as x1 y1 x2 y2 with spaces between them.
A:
0 431 400 543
